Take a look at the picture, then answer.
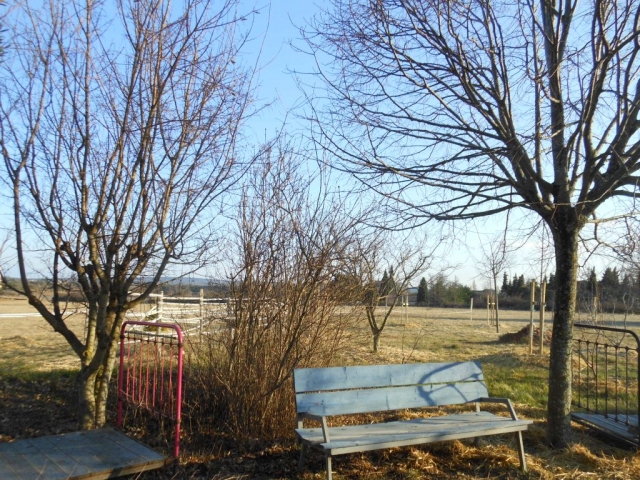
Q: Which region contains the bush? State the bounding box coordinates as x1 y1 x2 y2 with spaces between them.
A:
188 303 353 439
183 154 361 439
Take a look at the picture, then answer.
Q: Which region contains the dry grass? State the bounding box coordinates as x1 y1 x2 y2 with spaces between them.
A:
2 297 640 478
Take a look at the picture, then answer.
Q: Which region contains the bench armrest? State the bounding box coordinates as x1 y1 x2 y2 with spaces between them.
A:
298 412 331 442
476 397 520 420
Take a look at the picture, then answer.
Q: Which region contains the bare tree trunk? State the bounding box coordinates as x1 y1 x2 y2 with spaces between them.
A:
77 310 121 429
77 366 115 429
493 275 500 334
372 330 381 352
547 224 580 448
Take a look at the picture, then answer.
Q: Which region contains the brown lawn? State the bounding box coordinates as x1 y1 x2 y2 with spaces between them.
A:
2 296 640 479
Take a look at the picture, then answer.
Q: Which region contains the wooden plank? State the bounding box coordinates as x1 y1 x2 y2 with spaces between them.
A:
0 456 21 480
21 451 71 479
297 381 488 416
0 439 41 453
0 429 166 480
106 431 167 462
40 448 92 478
297 412 530 443
59 434 165 474
294 361 484 393
0 439 75 480
66 442 138 470
296 414 532 455
4 435 93 479
45 431 91 448
572 413 639 444
0 453 33 480
322 424 529 456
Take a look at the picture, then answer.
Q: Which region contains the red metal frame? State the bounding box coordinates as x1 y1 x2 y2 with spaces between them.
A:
117 320 184 460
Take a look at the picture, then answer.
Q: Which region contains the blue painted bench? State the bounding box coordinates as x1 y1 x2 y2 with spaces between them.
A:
294 361 531 479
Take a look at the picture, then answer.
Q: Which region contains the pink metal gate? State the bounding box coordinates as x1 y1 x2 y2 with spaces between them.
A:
117 321 184 459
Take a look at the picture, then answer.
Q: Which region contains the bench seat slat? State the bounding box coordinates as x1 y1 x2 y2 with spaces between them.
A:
296 413 532 455
294 361 484 393
297 381 489 416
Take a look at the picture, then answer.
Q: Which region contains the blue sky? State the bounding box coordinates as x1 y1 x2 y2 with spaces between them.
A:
240 1 622 289
0 0 618 288
240 2 557 288
242 0 315 140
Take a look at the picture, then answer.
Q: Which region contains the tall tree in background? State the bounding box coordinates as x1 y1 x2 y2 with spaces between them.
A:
304 0 640 447
379 269 390 296
587 268 599 299
0 0 256 429
379 266 397 297
502 273 510 296
417 277 427 304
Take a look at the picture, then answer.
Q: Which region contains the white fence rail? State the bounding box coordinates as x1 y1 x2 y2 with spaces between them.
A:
126 290 231 336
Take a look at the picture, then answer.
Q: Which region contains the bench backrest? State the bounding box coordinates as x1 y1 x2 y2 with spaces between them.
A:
294 361 488 416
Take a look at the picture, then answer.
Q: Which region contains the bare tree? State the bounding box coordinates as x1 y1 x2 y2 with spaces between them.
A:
477 230 512 333
302 0 640 447
603 217 640 272
354 232 435 351
0 0 256 429
197 145 365 437
0 232 9 290
597 217 640 326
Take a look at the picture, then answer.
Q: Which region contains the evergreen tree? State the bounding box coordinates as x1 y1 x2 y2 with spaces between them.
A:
388 266 396 289
621 272 638 296
501 272 509 295
379 269 389 295
620 272 640 309
546 273 556 310
429 274 447 307
386 266 397 296
600 267 620 301
600 267 619 288
587 268 598 297
417 277 427 304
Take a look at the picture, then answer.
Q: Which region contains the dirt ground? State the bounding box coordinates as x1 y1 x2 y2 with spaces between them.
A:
2 297 640 478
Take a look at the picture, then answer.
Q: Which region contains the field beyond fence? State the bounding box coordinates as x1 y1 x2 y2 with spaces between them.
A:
2 297 640 478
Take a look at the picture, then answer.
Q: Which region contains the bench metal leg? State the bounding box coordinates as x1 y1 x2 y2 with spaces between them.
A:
515 431 527 472
325 454 332 480
297 444 306 472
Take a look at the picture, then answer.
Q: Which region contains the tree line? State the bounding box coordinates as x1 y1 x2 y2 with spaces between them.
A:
415 275 472 308
497 267 640 314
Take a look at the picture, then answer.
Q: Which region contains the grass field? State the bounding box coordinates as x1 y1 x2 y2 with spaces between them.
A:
2 296 640 478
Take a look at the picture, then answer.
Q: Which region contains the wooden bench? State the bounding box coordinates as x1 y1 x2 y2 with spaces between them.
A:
294 361 532 479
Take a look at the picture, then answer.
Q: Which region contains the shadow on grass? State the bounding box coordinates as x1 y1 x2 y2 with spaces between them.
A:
0 369 79 441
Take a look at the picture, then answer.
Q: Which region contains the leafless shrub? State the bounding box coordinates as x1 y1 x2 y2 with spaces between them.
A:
188 147 365 438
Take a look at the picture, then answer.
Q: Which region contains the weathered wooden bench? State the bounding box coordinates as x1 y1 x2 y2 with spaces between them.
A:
294 361 532 479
